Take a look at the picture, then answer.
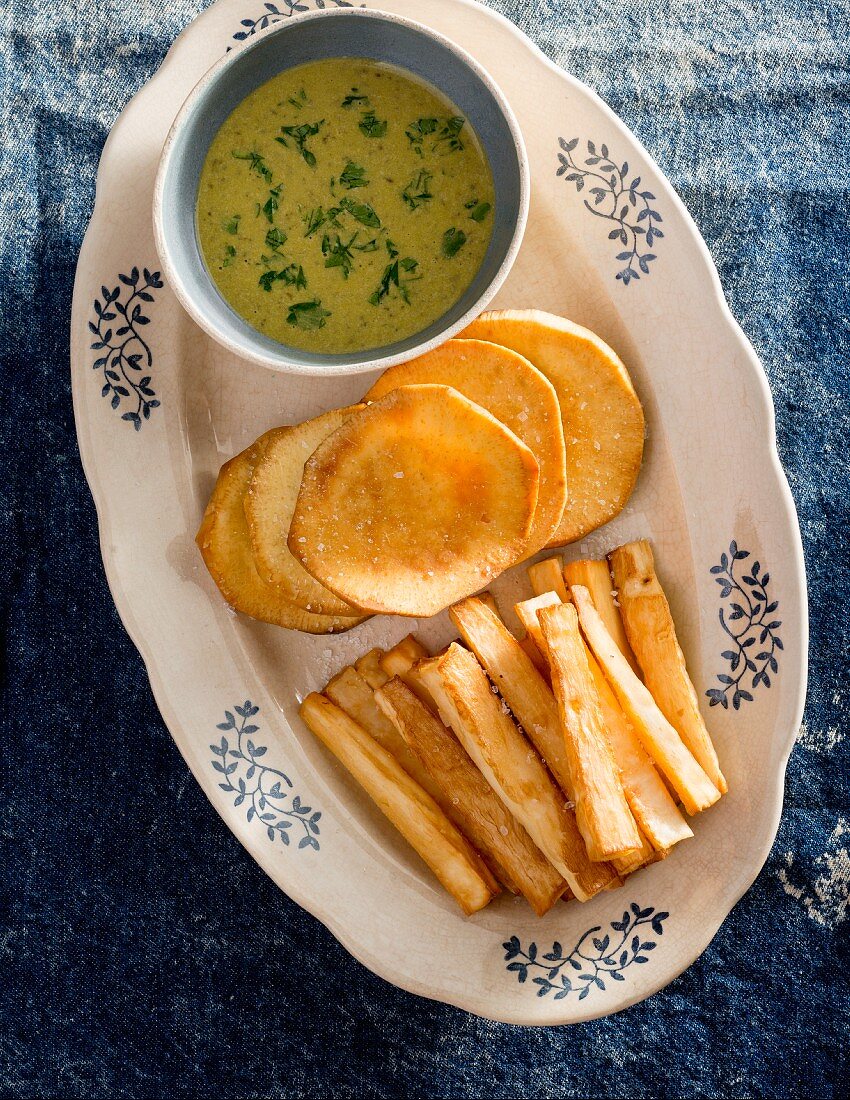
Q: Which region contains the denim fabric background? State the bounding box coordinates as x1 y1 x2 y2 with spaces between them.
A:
1 1 848 1097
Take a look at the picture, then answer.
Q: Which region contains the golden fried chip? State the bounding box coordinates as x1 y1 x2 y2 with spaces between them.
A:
196 438 368 634
289 385 540 617
460 309 644 544
363 339 566 553
245 408 365 616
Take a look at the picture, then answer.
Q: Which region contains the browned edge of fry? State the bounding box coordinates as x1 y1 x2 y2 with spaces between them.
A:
355 647 390 690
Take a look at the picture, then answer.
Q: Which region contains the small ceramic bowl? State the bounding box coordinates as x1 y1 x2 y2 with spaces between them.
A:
153 7 529 376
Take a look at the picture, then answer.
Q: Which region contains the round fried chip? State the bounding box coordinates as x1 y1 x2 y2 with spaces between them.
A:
460 310 644 544
363 339 566 554
289 385 540 617
245 408 366 616
196 436 369 634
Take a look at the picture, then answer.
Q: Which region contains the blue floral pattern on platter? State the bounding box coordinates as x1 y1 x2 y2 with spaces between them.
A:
707 541 782 709
231 0 358 45
89 267 162 430
556 138 664 285
504 903 668 1000
211 701 321 849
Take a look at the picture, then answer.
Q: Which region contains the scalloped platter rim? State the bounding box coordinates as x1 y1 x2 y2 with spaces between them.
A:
70 0 807 1025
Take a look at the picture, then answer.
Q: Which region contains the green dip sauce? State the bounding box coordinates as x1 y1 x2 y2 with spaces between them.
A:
196 58 495 354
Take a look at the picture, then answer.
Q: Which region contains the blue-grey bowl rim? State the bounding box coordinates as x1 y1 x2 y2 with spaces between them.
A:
153 7 530 376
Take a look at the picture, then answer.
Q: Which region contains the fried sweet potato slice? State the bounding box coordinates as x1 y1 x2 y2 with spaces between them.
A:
363 339 566 552
460 310 644 544
196 438 368 634
289 385 540 616
245 408 365 617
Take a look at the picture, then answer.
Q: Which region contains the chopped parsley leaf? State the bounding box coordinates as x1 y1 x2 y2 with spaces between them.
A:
287 299 330 330
232 150 272 182
339 161 368 189
441 227 467 257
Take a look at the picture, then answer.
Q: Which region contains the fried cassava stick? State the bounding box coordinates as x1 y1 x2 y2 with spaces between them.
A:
571 585 721 815
563 558 640 675
300 693 498 914
517 590 690 852
455 596 652 874
375 678 567 914
418 643 618 901
514 592 561 655
325 666 447 806
609 540 727 793
583 645 693 851
527 557 569 602
354 647 390 690
451 596 576 803
378 636 435 706
538 602 643 862
452 595 669 867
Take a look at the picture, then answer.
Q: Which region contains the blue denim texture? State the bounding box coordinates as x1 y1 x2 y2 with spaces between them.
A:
1 1 848 1096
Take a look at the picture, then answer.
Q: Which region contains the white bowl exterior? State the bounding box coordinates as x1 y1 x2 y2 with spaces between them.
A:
72 0 807 1024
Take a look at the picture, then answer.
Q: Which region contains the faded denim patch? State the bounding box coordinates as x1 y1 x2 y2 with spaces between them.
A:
0 1 848 1097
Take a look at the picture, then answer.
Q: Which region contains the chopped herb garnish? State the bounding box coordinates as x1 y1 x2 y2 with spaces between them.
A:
232 150 272 182
322 232 357 278
265 226 287 253
262 184 283 223
353 237 379 252
441 227 467 257
359 110 387 138
303 206 327 236
276 120 324 167
339 161 368 189
465 199 492 222
221 244 236 268
222 214 241 235
385 238 399 259
405 117 438 156
342 89 369 107
368 256 420 306
287 299 330 330
433 116 465 154
258 265 307 292
340 198 381 228
402 169 433 210
287 97 302 110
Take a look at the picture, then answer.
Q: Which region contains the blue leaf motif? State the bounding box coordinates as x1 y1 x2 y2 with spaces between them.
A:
504 904 668 999
209 701 321 851
228 0 359 51
91 266 161 426
708 542 781 706
556 136 663 285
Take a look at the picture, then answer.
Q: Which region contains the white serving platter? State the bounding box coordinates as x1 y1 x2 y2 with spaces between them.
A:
70 0 807 1024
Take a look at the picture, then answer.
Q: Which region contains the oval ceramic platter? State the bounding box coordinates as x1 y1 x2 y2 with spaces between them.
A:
71 0 807 1025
